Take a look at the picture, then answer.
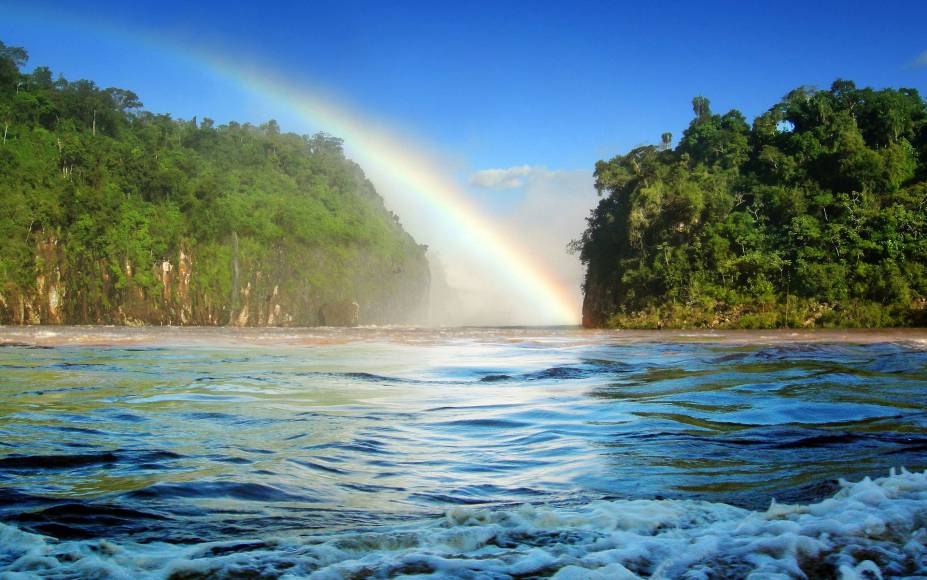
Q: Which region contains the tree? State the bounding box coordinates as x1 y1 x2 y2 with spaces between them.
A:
0 38 430 326
692 96 711 123
577 81 927 328
660 132 672 151
0 41 27 89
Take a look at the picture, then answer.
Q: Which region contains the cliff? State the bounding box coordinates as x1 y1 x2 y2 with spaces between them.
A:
1 231 429 326
0 41 429 326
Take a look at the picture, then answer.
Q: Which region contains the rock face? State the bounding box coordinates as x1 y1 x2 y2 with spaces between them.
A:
0 231 429 327
580 273 612 328
319 301 360 327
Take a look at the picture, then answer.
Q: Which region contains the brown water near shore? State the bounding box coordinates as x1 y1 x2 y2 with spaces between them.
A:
3 324 927 348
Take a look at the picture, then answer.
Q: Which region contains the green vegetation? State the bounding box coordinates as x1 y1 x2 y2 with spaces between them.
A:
575 81 927 328
0 41 428 325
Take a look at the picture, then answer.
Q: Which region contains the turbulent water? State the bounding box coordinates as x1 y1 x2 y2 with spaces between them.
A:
2 326 927 578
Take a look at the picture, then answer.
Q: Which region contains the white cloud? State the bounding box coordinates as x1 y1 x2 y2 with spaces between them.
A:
469 165 536 190
911 50 927 68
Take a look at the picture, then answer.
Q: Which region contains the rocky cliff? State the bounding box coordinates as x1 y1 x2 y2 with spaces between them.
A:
0 41 430 327
0 231 429 326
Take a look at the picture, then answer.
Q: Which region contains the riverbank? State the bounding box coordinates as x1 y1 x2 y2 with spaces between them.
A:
599 298 927 330
4 324 927 348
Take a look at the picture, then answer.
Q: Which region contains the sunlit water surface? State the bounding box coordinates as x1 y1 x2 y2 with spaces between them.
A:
2 326 927 578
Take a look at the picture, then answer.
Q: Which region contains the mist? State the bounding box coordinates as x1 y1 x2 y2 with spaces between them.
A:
364 162 599 327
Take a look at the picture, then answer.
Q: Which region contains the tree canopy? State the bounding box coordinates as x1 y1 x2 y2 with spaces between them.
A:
576 81 927 328
0 41 428 325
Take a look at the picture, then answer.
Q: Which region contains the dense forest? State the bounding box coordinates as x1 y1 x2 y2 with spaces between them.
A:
0 41 429 326
576 81 927 328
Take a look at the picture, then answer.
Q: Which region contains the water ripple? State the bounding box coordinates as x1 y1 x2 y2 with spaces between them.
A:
0 326 926 549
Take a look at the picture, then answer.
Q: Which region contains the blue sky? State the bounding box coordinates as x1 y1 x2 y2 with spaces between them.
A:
4 0 926 172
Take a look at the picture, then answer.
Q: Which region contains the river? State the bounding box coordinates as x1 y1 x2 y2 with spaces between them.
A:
1 326 927 578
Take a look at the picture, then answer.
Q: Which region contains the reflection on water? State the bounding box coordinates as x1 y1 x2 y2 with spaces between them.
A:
1 326 927 576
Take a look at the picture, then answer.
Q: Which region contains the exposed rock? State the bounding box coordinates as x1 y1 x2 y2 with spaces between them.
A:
266 285 282 326
581 274 611 328
159 260 173 301
0 230 428 327
47 283 61 323
177 247 192 324
235 282 252 327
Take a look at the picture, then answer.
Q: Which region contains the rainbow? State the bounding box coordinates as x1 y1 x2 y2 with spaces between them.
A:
195 59 579 325
7 6 581 324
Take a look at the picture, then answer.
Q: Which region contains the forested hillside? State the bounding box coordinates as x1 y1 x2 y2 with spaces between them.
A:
576 81 927 328
0 41 429 326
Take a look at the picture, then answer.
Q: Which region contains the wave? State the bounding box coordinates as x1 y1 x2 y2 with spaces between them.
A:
2 469 926 578
127 481 312 503
0 449 183 472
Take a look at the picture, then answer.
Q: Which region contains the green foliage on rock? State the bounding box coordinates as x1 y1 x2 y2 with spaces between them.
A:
576 81 927 328
0 41 429 325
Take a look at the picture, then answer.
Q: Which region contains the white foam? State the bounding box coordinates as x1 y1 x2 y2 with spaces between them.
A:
3 470 927 578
